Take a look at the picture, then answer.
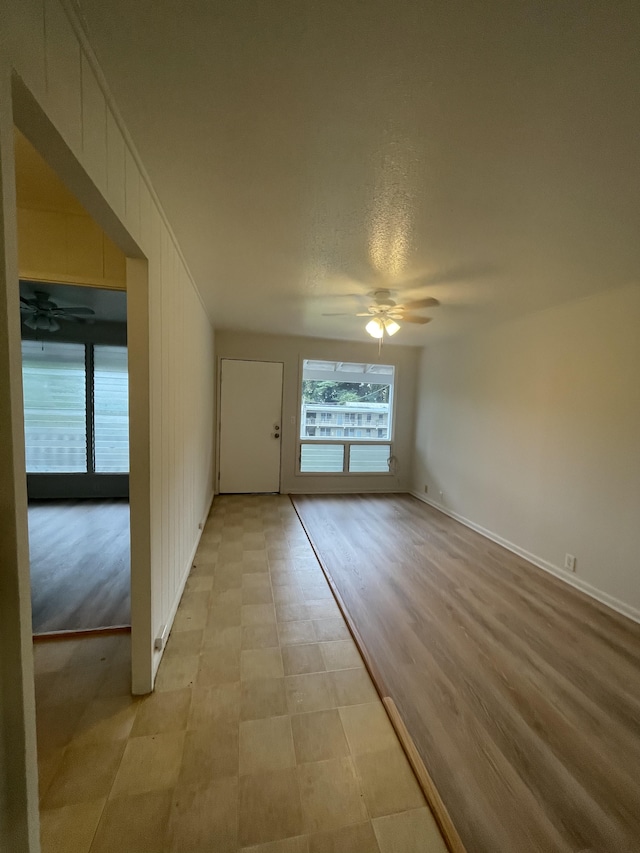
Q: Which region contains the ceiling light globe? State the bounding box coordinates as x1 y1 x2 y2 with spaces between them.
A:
366 318 384 338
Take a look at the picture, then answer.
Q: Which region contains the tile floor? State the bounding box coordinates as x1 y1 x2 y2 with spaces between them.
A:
34 494 448 852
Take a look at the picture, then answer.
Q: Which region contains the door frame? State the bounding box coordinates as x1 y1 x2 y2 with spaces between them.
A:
216 357 284 495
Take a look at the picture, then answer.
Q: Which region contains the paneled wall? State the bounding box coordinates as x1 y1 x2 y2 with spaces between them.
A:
1 2 215 849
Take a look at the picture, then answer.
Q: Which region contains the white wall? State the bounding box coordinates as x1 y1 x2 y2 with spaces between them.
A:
1 2 215 848
413 282 640 619
216 330 420 494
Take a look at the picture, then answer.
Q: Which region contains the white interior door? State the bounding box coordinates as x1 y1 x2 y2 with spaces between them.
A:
219 359 283 493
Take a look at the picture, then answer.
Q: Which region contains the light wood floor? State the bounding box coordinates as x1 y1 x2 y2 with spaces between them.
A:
29 500 130 633
35 495 446 852
292 493 640 853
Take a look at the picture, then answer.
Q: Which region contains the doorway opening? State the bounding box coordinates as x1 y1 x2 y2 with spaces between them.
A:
15 129 132 638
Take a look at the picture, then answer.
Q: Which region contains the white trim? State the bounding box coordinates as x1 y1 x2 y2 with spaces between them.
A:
410 491 640 626
151 489 215 682
287 487 406 495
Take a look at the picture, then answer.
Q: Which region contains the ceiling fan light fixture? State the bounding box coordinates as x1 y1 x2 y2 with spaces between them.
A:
365 318 384 338
384 319 400 336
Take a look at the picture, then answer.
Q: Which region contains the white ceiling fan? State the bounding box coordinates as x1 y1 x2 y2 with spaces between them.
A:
324 289 439 339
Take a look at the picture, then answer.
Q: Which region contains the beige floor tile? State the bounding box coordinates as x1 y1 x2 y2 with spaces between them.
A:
298 756 368 833
173 606 209 632
70 695 138 746
305 600 341 620
330 668 378 707
243 572 273 590
270 569 302 587
239 768 304 847
242 603 277 626
240 716 296 775
241 647 284 680
242 836 309 853
209 603 243 628
372 807 447 853
43 663 108 707
90 789 173 853
189 682 240 729
164 629 203 657
96 662 132 699
201 624 242 653
210 587 243 609
167 777 238 853
278 620 317 646
198 647 241 686
36 701 87 755
339 704 398 755
282 644 326 677
38 747 65 804
285 673 338 714
243 586 275 605
320 640 364 671
131 688 191 737
155 653 200 692
291 710 349 764
185 575 214 592
34 640 79 675
39 798 105 853
276 603 310 623
308 821 381 853
241 677 288 721
179 724 239 784
42 740 125 809
110 731 185 797
302 587 333 603
242 623 280 650
273 585 306 605
313 619 351 642
354 747 425 818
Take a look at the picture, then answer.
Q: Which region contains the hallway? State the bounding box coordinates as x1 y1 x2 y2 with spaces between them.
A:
35 495 446 852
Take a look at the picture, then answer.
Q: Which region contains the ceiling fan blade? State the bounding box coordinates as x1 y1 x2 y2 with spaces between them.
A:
401 297 440 310
402 314 432 324
56 306 96 316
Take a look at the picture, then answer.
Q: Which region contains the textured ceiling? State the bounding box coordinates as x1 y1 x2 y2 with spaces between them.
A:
76 0 640 345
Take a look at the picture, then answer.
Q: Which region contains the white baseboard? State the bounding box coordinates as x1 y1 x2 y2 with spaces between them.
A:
410 491 640 625
152 489 215 682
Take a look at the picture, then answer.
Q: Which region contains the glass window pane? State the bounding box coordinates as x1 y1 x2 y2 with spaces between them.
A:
301 359 393 440
21 340 87 472
300 444 344 473
94 345 129 473
348 444 391 473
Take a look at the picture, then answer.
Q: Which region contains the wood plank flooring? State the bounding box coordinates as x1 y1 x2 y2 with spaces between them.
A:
292 493 640 853
29 499 130 633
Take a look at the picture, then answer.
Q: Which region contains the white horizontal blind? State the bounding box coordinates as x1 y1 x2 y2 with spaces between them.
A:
349 444 391 472
300 444 345 473
94 345 129 473
21 340 87 472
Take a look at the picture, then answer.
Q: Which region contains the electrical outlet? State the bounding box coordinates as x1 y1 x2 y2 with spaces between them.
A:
564 553 576 572
424 484 428 493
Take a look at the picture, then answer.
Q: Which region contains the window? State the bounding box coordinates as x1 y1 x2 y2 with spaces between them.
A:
94 345 129 473
22 341 87 472
22 340 129 474
299 359 394 473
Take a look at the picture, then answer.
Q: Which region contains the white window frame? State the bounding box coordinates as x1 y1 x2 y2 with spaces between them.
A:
296 358 396 476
